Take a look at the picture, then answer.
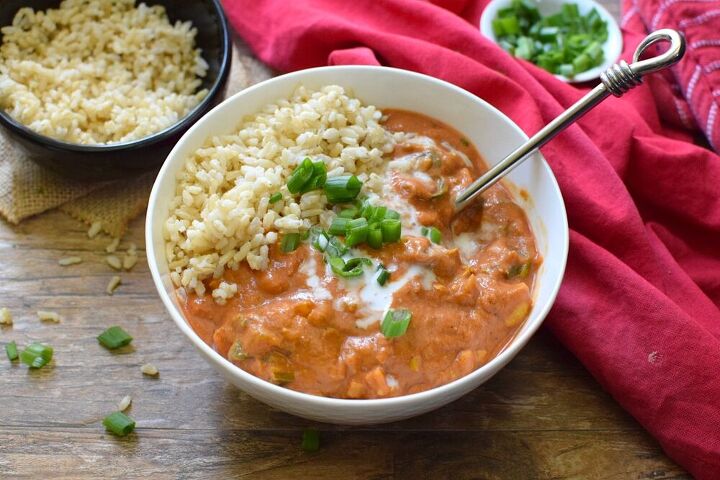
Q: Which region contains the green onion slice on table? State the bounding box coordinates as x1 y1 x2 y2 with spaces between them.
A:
5 341 18 361
103 411 136 437
97 326 133 350
19 343 53 368
302 429 320 452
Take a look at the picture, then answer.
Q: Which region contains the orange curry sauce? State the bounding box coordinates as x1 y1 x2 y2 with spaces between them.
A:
180 110 541 399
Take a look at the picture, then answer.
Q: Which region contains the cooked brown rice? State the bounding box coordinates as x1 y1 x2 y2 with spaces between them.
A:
0 0 208 144
118 395 132 412
106 238 120 254
0 307 12 325
87 221 103 238
141 363 159 376
37 310 61 323
106 255 122 271
106 275 122 295
123 254 138 271
164 85 394 300
58 256 83 266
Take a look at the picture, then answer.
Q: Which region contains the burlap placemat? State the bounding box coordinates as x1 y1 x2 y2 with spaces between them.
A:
0 36 273 237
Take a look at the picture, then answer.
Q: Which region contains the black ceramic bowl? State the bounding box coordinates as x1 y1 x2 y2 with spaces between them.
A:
0 0 231 181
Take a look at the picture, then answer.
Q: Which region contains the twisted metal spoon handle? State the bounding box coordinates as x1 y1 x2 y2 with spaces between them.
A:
454 29 686 212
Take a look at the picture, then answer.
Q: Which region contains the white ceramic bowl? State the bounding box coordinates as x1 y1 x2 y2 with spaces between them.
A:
480 0 622 83
146 66 569 425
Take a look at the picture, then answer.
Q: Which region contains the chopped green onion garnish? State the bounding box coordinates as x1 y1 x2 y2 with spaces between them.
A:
369 205 387 223
339 206 359 218
324 175 362 204
329 257 371 278
325 236 348 257
300 161 328 193
347 257 372 269
287 158 314 194
347 217 369 229
328 257 347 276
367 226 383 249
421 226 442 244
572 53 591 73
310 228 329 252
345 217 369 247
380 309 412 338
361 204 375 219
329 217 350 236
380 219 401 243
558 64 574 77
103 411 135 437
376 266 390 286
281 233 302 253
5 341 18 361
562 2 579 18
493 0 608 77
269 192 283 204
97 326 133 350
19 343 53 368
302 428 320 452
384 209 401 220
328 202 401 251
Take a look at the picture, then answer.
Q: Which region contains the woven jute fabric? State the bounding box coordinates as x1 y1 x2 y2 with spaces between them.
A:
0 36 272 237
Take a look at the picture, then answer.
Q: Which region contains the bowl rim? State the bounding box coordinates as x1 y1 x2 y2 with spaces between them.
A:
146 65 570 410
0 0 232 152
479 0 623 84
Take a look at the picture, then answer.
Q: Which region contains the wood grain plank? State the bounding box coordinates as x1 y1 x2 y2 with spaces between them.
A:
0 428 688 480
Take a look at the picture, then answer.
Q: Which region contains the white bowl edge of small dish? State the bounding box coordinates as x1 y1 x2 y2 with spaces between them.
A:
146 66 569 425
479 0 623 83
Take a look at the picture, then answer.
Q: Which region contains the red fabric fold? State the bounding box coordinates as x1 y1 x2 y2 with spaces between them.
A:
622 0 720 150
222 0 720 476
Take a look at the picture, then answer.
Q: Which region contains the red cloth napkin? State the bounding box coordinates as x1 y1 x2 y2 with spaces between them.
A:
222 0 720 476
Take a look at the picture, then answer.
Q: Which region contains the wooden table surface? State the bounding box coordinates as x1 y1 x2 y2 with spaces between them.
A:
0 2 693 478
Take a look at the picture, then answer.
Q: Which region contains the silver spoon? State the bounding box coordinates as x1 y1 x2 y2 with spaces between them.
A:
454 29 686 212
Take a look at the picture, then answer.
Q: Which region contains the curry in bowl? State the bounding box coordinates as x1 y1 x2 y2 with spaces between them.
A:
165 85 540 399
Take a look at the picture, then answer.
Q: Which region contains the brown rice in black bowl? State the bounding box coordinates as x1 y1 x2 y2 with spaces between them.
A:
0 0 231 181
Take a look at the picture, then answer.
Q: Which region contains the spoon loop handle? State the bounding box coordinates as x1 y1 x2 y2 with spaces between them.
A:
454 29 686 212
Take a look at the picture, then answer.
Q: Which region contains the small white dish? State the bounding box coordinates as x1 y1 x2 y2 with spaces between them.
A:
146 66 569 425
480 0 623 83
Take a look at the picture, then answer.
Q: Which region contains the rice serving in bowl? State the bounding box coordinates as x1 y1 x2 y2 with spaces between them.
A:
164 85 394 301
0 0 209 145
